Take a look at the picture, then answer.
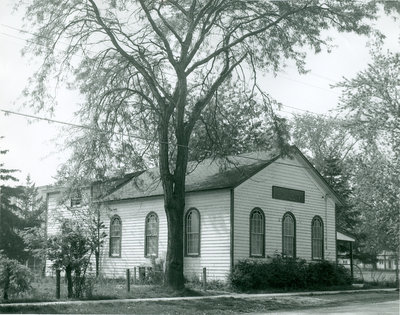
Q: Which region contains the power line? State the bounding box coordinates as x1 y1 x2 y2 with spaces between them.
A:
0 106 324 161
278 104 323 115
1 103 324 142
286 64 338 83
0 108 156 144
2 107 378 178
279 74 340 95
0 31 29 44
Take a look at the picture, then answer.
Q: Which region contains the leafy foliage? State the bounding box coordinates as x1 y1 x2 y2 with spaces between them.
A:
291 114 358 229
47 219 94 298
336 41 399 274
292 39 399 281
0 254 34 300
56 185 107 278
337 41 400 153
230 257 351 291
352 150 399 259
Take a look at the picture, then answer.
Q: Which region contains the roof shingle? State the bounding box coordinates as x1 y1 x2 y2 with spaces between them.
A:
102 150 280 201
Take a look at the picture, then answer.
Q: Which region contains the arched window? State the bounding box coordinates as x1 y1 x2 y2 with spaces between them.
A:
185 208 200 256
109 215 122 257
312 216 324 260
145 212 159 257
250 208 265 257
282 212 296 258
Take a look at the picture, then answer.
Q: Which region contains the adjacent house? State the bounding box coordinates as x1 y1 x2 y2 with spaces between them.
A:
43 146 343 281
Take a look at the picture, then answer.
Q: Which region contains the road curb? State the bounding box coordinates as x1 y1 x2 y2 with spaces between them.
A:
0 288 396 308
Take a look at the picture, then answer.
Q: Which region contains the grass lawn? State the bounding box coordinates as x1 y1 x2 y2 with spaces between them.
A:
0 276 230 303
1 275 396 304
0 290 397 314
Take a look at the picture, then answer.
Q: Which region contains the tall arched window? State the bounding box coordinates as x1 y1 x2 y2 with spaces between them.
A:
250 208 265 257
185 208 200 256
312 216 324 260
282 212 296 258
109 215 122 257
145 212 159 257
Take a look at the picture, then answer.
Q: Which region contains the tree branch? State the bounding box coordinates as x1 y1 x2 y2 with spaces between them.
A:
185 53 247 136
138 0 177 68
185 3 308 75
87 0 165 105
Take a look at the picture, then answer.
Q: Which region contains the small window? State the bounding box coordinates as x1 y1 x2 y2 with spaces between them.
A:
250 208 265 257
145 212 159 257
312 216 324 260
70 190 82 207
185 208 200 256
109 215 122 257
282 212 296 258
272 186 305 203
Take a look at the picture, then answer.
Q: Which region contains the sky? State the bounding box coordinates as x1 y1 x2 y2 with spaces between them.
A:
0 1 399 187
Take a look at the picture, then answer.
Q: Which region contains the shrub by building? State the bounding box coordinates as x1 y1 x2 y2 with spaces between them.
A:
230 257 351 291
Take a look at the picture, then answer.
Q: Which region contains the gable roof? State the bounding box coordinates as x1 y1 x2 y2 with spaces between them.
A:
102 150 279 201
101 146 344 206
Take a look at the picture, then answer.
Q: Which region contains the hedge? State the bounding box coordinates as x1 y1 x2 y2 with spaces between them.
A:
230 256 351 291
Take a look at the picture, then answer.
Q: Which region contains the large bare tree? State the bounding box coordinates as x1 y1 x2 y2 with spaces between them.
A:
21 0 378 289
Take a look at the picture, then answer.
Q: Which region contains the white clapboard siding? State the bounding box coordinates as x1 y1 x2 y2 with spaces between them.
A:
100 189 231 281
100 196 167 279
234 156 336 263
184 190 231 281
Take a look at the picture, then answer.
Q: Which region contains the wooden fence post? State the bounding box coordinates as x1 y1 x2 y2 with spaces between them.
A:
202 267 207 289
139 267 146 283
350 242 354 281
133 267 137 284
56 270 61 299
126 269 130 292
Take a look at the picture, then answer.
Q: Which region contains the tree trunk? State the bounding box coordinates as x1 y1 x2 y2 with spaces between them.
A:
164 196 185 290
95 207 101 277
95 250 100 277
163 159 186 289
2 267 9 300
65 265 73 298
395 253 399 290
75 268 82 298
158 93 190 290
159 123 188 290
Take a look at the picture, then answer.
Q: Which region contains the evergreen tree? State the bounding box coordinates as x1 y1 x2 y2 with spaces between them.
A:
0 140 26 261
18 176 47 273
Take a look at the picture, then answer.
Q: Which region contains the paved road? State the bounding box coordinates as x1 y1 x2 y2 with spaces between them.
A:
257 299 399 315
